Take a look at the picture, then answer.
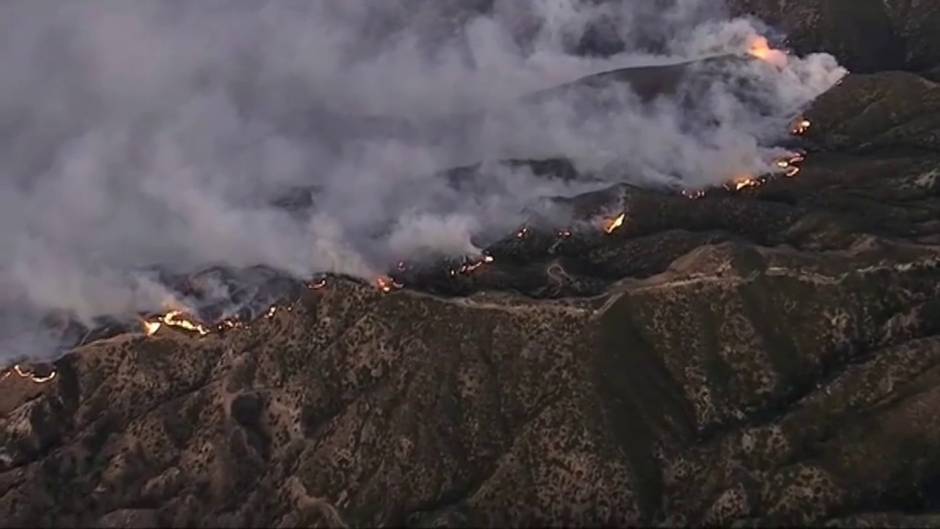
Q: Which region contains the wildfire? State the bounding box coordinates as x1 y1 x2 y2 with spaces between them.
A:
142 320 162 336
775 152 806 178
159 310 210 336
376 276 403 293
12 364 57 384
604 213 626 234
216 319 244 331
451 254 495 277
730 177 762 191
747 36 788 67
791 118 812 136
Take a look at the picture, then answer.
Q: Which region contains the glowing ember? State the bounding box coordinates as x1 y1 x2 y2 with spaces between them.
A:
776 160 791 169
604 213 626 234
785 166 801 177
309 278 327 290
556 229 572 239
265 306 277 319
142 320 162 336
681 189 706 200
791 118 812 136
516 226 530 239
483 255 495 263
160 310 210 336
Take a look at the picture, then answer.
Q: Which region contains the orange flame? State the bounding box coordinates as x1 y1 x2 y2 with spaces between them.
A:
731 177 762 191
791 118 811 136
775 152 805 177
142 320 162 336
452 254 495 277
12 364 57 384
376 276 403 293
217 319 243 331
159 310 210 336
747 36 788 67
604 213 626 234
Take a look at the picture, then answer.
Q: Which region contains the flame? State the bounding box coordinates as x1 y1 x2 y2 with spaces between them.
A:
265 306 277 319
604 213 626 234
142 320 162 336
556 229 572 239
12 364 57 384
747 36 788 67
452 254 495 277
309 278 327 290
30 371 57 383
775 152 805 177
217 319 243 331
160 310 210 336
516 226 530 239
731 177 762 191
791 118 811 136
376 276 402 293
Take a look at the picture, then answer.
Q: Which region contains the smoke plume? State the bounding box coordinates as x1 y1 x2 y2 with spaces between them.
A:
0 0 846 362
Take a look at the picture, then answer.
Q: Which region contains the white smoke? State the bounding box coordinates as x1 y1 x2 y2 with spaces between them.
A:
0 0 846 361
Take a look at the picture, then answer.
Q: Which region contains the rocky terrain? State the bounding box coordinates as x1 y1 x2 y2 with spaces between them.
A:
4 2 940 527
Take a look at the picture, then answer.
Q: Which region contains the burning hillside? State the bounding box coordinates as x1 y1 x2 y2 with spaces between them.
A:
0 1 845 366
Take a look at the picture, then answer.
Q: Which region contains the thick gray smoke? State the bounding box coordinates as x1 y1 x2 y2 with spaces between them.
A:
0 0 846 362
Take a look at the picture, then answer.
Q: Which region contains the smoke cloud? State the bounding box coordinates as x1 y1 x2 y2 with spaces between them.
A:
0 0 846 362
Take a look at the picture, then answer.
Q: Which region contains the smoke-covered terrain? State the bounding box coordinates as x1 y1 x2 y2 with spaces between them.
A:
0 0 845 362
6 1 940 526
